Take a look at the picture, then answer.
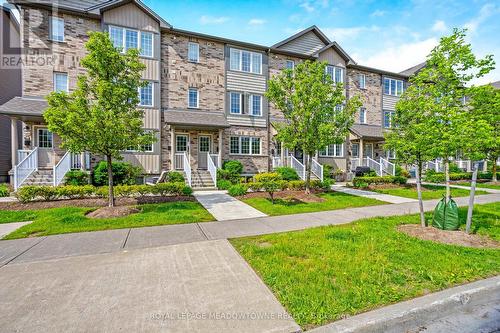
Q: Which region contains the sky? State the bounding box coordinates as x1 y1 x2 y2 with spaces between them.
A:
142 0 500 85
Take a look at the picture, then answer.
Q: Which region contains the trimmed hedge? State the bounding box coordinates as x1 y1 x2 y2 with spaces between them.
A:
65 170 90 186
352 176 407 188
93 161 142 186
15 182 193 203
228 184 247 196
0 184 9 197
424 172 493 183
274 167 300 181
226 178 333 196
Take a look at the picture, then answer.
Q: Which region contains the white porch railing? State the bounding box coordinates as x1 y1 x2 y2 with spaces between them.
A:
182 152 191 187
70 152 91 170
379 157 395 176
53 151 71 186
366 157 382 176
17 150 31 163
289 154 305 180
351 158 360 171
271 156 283 169
13 147 38 190
174 153 184 170
208 154 218 185
311 158 324 181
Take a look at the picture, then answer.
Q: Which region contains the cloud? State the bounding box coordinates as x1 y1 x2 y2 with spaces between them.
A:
248 18 266 26
323 26 380 42
300 2 315 13
464 3 499 33
431 20 447 33
354 38 438 72
370 9 386 17
199 15 229 25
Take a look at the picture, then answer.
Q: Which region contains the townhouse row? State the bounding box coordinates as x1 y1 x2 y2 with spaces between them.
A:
0 0 417 188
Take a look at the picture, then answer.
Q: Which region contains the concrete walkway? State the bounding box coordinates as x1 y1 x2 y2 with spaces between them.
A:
331 185 417 204
194 190 267 221
1 193 498 266
0 239 300 333
0 221 32 239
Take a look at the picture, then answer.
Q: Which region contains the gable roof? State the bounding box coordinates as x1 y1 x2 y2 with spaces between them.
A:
272 25 330 49
399 61 426 76
271 26 332 56
314 42 356 64
490 81 500 89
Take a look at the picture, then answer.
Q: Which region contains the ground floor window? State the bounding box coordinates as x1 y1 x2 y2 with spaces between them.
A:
37 128 53 148
176 135 188 152
319 143 343 157
230 136 261 155
351 143 359 157
385 149 396 159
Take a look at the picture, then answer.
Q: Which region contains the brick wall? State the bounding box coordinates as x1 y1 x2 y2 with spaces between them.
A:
347 68 383 126
222 126 269 174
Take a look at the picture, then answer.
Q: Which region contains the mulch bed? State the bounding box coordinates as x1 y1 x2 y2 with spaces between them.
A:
364 183 426 191
86 206 140 219
398 224 499 248
237 190 325 203
0 196 195 211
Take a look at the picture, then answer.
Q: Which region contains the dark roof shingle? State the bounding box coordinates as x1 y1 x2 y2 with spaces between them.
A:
163 109 229 128
0 96 47 116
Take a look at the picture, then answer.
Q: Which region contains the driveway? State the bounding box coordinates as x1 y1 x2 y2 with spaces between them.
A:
0 239 299 333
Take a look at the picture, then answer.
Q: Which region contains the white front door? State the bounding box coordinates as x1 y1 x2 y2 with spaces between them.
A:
175 134 189 170
198 136 210 170
36 128 54 167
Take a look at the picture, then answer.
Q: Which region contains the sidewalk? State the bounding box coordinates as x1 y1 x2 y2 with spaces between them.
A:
194 190 267 221
331 185 417 204
1 193 498 266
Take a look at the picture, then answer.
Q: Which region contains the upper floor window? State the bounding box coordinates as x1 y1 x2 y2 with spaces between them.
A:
230 92 242 114
188 42 199 63
139 82 153 107
286 60 295 70
230 48 262 74
359 107 366 124
319 143 343 157
126 130 154 152
384 110 395 128
188 88 199 108
384 78 404 96
53 72 68 92
50 17 64 42
358 74 366 89
249 95 262 116
109 26 153 57
325 65 344 84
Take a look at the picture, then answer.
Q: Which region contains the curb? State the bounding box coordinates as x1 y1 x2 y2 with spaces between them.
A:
309 275 500 333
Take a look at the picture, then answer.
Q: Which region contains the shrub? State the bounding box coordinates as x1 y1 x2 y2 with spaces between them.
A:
248 182 263 192
93 161 143 186
64 170 89 186
114 185 136 197
181 185 193 196
95 186 109 198
395 165 411 178
449 162 462 173
223 160 243 175
136 184 153 197
154 182 191 196
0 184 9 197
277 180 289 191
36 186 58 201
275 167 299 181
228 184 247 196
217 179 232 190
323 165 333 179
56 185 95 199
309 179 322 190
254 172 282 183
352 176 407 187
288 180 306 190
166 171 185 183
15 186 40 203
365 169 377 177
320 178 334 191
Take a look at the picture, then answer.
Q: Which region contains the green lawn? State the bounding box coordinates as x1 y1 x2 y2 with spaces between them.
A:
371 184 487 200
456 182 500 190
1 201 214 240
231 202 500 330
241 192 387 216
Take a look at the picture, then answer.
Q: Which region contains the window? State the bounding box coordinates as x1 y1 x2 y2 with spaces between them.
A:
386 149 396 159
286 60 295 70
37 129 53 148
249 95 262 116
53 72 68 92
188 42 199 62
383 78 405 96
319 143 343 157
325 65 344 84
359 74 366 89
125 29 138 51
109 26 123 49
230 136 261 155
230 92 242 114
384 110 395 128
352 143 359 158
50 17 64 42
335 104 344 112
139 82 153 106
176 135 188 152
188 88 199 108
126 131 154 152
359 107 366 124
140 32 153 57
229 48 262 74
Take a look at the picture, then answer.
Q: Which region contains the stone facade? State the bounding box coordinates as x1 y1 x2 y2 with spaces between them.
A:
223 126 269 174
347 68 383 126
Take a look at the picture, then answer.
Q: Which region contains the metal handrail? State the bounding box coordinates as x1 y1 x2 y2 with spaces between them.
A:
379 157 395 176
207 153 218 185
14 147 38 190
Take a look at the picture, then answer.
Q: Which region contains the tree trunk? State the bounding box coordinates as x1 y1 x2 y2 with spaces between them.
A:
492 157 497 182
106 155 114 207
415 161 426 227
444 158 450 202
465 161 479 234
305 153 312 194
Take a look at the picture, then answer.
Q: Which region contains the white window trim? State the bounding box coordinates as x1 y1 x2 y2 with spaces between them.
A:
229 92 242 114
53 72 69 92
229 136 262 155
352 143 359 158
188 87 199 109
37 128 54 149
325 65 344 84
125 130 155 152
175 134 190 153
384 78 404 96
319 143 344 157
108 25 154 58
359 74 366 89
249 94 262 117
188 42 199 63
229 47 262 75
384 110 395 128
286 60 295 70
138 81 154 107
359 107 366 124
49 16 64 42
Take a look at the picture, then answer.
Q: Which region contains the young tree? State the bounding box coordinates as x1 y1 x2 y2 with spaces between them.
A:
44 32 153 207
266 60 360 193
406 28 494 201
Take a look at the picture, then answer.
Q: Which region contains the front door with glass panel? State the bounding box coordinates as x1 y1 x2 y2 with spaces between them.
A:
175 135 188 170
363 143 373 159
198 136 210 169
36 128 54 167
